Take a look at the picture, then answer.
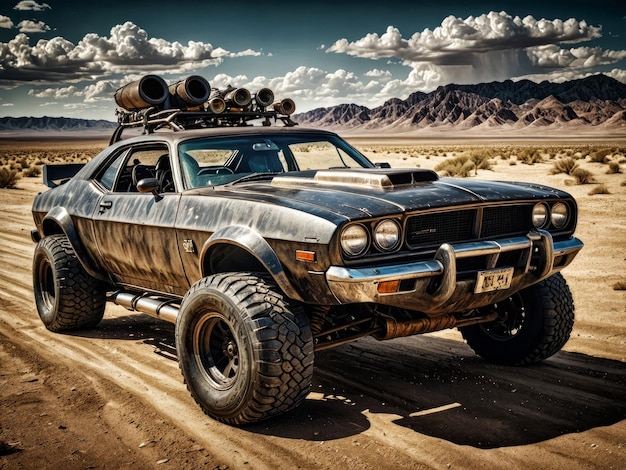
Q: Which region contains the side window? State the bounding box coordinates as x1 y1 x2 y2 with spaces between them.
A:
119 147 170 192
95 145 172 193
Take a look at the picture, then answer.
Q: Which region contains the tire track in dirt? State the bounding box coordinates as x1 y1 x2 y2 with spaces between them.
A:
2 167 626 469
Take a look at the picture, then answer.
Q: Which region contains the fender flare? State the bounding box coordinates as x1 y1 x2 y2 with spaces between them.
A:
200 225 303 302
42 207 109 283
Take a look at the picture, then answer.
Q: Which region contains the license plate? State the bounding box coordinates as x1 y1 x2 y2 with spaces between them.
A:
474 267 514 293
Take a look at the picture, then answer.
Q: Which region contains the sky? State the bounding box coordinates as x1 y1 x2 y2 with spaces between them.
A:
0 0 625 120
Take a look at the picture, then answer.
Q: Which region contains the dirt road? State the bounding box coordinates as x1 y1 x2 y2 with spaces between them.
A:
1 158 625 469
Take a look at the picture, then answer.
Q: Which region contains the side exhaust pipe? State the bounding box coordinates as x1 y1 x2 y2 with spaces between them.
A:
111 291 179 324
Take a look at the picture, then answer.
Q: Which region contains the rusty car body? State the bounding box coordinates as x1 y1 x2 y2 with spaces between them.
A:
31 75 583 425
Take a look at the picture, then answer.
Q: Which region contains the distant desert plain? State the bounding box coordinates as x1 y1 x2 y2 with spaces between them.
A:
0 130 625 469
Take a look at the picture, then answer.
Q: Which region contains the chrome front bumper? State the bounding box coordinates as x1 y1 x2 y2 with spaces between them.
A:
326 230 583 315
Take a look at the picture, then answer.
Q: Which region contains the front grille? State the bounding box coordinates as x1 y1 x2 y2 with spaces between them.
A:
406 210 475 247
480 206 533 238
405 204 535 249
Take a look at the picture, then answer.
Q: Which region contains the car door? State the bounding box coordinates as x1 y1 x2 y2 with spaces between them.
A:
91 142 187 295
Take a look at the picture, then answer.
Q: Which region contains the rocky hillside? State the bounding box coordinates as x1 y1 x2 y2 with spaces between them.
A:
0 116 116 132
293 74 626 133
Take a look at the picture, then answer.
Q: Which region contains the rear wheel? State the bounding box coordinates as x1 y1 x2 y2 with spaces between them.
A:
32 234 106 332
175 273 314 425
460 273 574 365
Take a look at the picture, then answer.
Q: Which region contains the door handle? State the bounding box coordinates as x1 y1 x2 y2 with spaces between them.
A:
99 200 113 212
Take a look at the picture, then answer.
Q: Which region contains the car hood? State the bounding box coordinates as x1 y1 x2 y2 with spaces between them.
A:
192 168 571 222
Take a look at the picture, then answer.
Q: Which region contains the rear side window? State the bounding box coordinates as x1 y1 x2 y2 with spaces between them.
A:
97 152 126 191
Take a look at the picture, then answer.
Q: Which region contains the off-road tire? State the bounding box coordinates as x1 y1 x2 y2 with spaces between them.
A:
32 234 106 332
460 273 574 365
175 272 314 425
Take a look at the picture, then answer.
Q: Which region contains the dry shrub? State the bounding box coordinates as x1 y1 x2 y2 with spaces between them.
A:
550 157 579 175
516 148 543 165
588 184 610 195
571 168 597 184
0 167 20 188
589 148 612 163
435 156 475 177
468 151 493 172
613 281 626 291
23 165 42 178
606 161 622 174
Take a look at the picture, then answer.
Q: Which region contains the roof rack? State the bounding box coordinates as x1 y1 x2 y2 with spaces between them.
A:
109 74 298 144
110 107 297 144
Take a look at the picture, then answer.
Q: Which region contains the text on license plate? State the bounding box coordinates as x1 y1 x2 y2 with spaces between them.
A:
474 267 514 293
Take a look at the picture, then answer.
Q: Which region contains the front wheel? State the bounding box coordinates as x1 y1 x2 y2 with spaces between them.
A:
460 273 575 365
175 273 314 425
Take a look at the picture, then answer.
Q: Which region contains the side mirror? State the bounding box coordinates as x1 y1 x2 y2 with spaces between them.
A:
375 162 391 169
137 177 162 199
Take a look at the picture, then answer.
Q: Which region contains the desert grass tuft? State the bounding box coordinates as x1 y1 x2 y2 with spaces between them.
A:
588 184 610 195
550 157 579 175
606 161 622 174
570 168 597 184
435 156 475 177
0 167 21 189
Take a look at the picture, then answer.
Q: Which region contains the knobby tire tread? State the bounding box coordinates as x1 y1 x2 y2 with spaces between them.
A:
179 272 314 425
34 235 106 332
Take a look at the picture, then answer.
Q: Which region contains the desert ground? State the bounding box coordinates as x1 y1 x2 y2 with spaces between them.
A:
0 134 625 469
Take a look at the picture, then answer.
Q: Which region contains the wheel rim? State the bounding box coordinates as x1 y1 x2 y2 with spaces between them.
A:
37 257 56 312
478 294 527 341
193 313 239 390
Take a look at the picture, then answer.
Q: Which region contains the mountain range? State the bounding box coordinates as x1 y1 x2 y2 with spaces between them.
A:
2 74 625 134
292 74 626 134
0 116 116 132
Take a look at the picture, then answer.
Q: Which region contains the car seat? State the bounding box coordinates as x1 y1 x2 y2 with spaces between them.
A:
180 152 200 187
131 164 154 190
155 154 174 192
238 150 283 173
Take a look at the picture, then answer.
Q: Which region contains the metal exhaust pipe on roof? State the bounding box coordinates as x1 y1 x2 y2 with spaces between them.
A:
114 75 169 111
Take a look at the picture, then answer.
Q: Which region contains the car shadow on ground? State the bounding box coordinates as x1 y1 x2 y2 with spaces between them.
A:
74 313 626 449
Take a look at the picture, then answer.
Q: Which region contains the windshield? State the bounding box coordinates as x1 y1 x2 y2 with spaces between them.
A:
178 133 374 188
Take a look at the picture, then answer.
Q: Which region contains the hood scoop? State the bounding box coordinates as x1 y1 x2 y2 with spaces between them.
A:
272 168 438 190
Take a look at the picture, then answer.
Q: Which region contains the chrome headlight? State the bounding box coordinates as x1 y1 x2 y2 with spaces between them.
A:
374 219 401 251
340 224 369 257
551 202 569 229
532 203 549 228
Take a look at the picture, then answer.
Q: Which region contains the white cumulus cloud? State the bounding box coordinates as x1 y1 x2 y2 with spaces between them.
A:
17 19 50 33
0 21 258 83
328 12 603 62
13 1 51 11
325 10 622 96
0 15 14 29
527 45 626 69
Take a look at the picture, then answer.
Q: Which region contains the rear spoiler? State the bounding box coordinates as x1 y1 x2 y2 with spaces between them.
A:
43 163 85 188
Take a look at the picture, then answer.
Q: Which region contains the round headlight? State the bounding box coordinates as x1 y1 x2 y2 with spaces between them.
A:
532 203 549 228
551 202 569 229
374 219 401 251
340 224 369 257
